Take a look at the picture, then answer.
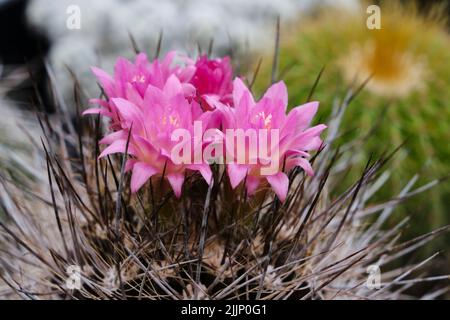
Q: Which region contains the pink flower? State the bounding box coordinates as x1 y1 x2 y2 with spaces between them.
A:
215 78 326 202
190 55 233 109
83 51 196 130
97 75 213 197
84 51 325 202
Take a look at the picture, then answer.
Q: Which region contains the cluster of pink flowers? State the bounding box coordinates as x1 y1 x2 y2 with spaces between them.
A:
84 51 326 202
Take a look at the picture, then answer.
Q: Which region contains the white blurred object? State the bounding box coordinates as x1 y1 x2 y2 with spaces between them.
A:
26 0 359 108
0 65 41 189
0 99 41 187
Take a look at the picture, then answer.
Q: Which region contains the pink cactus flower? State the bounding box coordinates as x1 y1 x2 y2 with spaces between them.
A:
190 55 233 109
84 51 324 202
97 75 213 197
215 78 326 202
83 51 196 130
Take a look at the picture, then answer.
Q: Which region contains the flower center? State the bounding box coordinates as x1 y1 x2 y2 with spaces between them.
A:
131 74 146 83
257 111 273 129
162 114 179 127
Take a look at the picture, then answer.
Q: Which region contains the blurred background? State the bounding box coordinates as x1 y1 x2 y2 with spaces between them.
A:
0 0 449 296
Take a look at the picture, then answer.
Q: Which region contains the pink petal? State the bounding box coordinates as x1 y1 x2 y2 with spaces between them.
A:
163 74 183 98
114 57 133 97
287 157 314 176
179 66 196 83
303 137 323 150
112 98 141 120
236 90 253 125
301 124 327 137
99 130 127 145
130 162 158 193
296 125 327 149
285 101 319 133
282 124 327 153
262 81 288 111
143 84 164 106
82 108 106 116
232 77 253 110
126 83 144 106
98 139 135 158
245 175 261 196
91 67 115 98
135 53 149 67
167 173 185 198
125 159 137 172
266 172 289 202
182 83 196 97
208 99 234 128
111 98 144 132
162 51 177 68
131 136 161 163
227 163 248 189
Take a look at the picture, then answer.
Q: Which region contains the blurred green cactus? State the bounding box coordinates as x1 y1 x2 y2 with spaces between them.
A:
254 1 450 247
